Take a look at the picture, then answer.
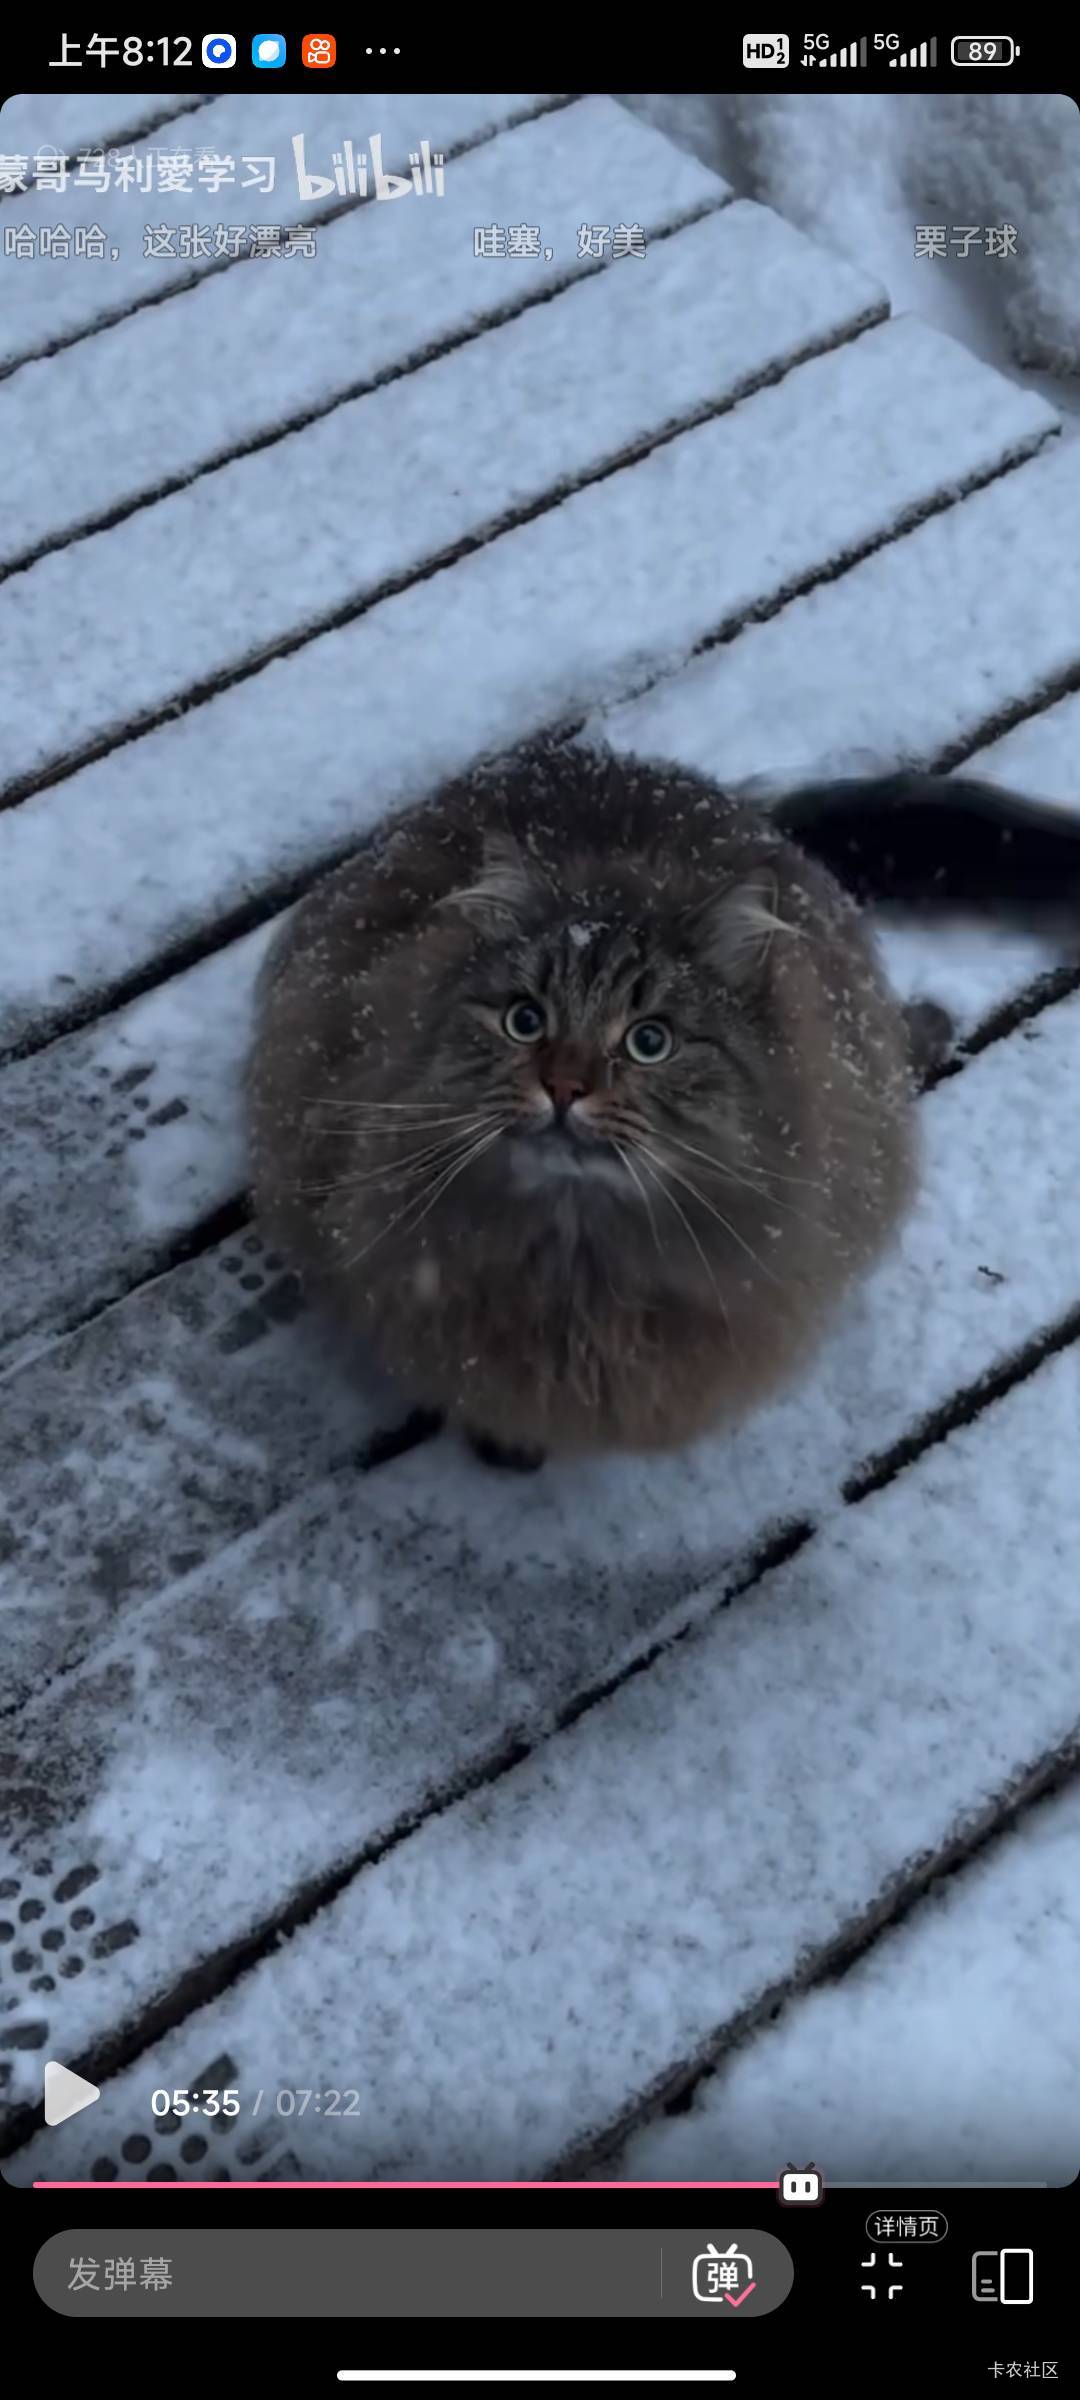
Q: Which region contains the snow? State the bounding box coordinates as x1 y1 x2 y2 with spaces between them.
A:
0 91 554 366
0 97 718 564
620 91 1080 419
971 681 1080 804
0 1206 398 1706
615 1778 1080 2185
0 202 883 782
0 315 1055 1034
0 924 275 1361
3 88 1079 2189
599 436 1080 786
875 916 1060 1034
4 985 1079 2090
11 1333 1079 2179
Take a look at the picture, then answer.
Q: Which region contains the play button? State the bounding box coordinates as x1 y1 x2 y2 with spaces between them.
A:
44 2060 100 2126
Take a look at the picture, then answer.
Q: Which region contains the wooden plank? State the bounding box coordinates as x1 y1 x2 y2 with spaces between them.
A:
0 98 717 567
599 434 1080 785
6 1320 1078 2175
0 315 1056 1038
612 1776 1080 2183
0 925 273 1365
0 1221 400 1713
0 91 556 367
0 202 884 789
2 987 1078 2128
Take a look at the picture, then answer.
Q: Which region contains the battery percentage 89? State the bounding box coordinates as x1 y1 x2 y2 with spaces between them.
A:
949 36 1018 64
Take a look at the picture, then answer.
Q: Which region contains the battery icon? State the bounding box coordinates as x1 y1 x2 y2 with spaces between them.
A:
950 35 1018 63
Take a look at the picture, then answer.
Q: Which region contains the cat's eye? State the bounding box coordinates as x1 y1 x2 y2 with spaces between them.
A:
502 998 546 1044
624 1018 673 1064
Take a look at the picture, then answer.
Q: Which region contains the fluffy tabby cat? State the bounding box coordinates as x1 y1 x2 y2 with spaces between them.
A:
246 738 1080 1466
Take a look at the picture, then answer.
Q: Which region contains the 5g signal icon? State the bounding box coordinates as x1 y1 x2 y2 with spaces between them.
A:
888 36 939 65
801 36 867 65
799 31 939 69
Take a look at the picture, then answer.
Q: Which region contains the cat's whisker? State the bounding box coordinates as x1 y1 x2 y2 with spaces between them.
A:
611 1103 825 1196
313 1119 496 1136
749 1161 826 1190
398 1125 506 1242
333 1124 504 1274
647 1129 825 1232
654 1123 826 1195
629 1144 737 1352
604 1110 808 1231
725 1155 826 1194
609 1138 667 1267
634 1140 784 1289
305 1108 491 1134
303 1097 490 1114
296 1115 502 1196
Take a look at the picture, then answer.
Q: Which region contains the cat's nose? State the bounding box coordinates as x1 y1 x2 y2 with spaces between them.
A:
540 1067 591 1116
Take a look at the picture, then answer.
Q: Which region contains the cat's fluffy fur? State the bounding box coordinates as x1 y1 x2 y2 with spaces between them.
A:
246 739 918 1457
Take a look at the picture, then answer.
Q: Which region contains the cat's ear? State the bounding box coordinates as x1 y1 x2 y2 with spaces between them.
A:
687 868 791 986
438 833 538 931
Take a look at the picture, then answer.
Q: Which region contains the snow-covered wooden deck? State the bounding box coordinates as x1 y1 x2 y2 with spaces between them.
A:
2 89 1079 2187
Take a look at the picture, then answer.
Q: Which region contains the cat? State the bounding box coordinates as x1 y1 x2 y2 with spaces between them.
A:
246 736 1080 1468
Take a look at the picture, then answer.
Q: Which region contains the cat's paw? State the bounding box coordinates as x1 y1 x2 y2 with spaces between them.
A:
466 1427 546 1473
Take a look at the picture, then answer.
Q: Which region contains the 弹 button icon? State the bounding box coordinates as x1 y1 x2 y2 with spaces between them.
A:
693 2240 756 2305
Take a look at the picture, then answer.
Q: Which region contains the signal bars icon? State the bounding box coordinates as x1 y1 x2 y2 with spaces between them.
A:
799 34 940 69
801 37 867 65
890 37 939 66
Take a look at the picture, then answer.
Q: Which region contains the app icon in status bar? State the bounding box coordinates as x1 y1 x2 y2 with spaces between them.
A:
302 33 338 67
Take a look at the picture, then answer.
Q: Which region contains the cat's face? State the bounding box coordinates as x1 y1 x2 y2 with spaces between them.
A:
406 839 791 1212
452 919 732 1194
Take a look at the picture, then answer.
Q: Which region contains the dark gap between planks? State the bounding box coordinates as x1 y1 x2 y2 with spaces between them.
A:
0 196 733 586
555 1736 1080 2179
0 421 1067 1072
3 1313 1078 2163
0 273 885 805
0 96 579 385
